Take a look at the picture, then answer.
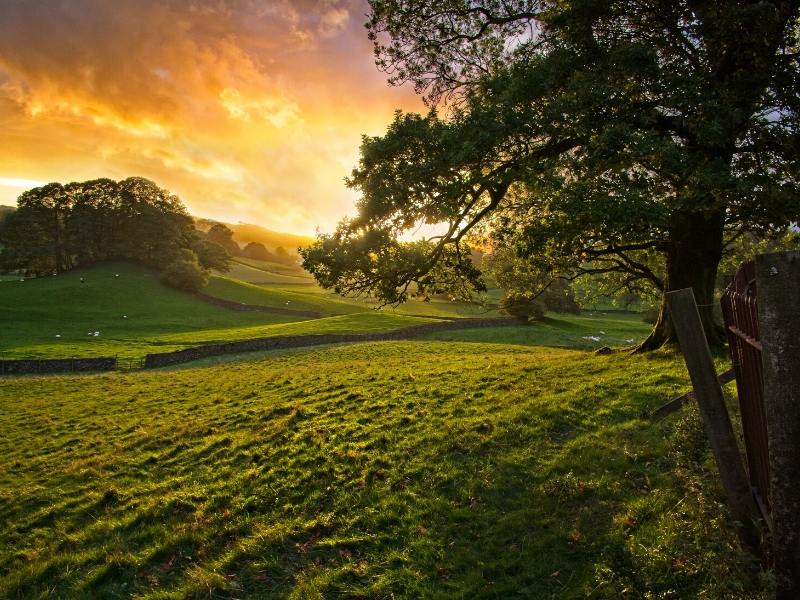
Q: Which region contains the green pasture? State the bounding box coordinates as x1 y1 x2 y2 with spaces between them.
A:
0 341 764 598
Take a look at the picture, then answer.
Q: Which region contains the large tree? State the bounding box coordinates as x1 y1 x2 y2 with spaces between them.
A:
302 0 800 349
0 177 199 276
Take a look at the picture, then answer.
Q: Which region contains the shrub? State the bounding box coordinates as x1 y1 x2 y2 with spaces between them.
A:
500 292 545 322
160 252 208 292
543 292 581 314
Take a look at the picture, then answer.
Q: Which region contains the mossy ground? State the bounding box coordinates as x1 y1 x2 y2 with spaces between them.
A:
0 341 767 598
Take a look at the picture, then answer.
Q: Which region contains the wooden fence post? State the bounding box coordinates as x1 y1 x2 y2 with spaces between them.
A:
667 288 761 552
756 251 800 598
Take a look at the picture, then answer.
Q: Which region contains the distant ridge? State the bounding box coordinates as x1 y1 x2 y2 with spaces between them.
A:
194 218 314 253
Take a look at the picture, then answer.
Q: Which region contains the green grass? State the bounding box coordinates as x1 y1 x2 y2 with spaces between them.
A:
215 260 505 320
205 276 369 315
147 312 440 346
0 263 313 359
424 312 651 349
234 256 313 277
0 264 446 360
222 260 316 286
0 341 765 598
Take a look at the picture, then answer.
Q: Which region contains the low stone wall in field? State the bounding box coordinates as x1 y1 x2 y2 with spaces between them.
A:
143 317 517 369
194 292 325 319
0 357 117 375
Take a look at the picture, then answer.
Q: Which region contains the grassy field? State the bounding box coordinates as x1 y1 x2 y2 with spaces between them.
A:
1 260 654 361
221 261 316 286
0 341 764 598
0 264 441 360
233 257 314 278
205 276 369 315
0 263 304 359
424 312 650 350
205 272 502 320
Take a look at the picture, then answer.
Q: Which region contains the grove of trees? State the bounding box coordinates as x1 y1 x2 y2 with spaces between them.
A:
0 177 231 291
301 0 800 350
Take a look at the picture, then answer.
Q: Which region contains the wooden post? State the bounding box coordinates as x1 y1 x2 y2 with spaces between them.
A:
756 251 800 599
667 288 761 551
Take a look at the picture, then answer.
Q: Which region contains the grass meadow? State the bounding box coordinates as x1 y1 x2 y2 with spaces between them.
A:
0 341 765 599
0 260 769 598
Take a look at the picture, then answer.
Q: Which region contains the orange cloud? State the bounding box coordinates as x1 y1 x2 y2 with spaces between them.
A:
0 0 422 234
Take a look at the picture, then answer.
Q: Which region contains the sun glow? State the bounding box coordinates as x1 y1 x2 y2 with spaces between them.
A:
0 0 423 233
0 177 47 189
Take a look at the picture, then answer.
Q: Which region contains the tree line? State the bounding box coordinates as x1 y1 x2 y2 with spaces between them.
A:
0 177 231 291
203 222 298 266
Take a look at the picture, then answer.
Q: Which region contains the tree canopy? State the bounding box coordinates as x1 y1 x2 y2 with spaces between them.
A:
0 177 230 289
302 0 800 349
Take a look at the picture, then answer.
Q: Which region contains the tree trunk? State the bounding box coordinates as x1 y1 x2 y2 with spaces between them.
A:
637 210 726 352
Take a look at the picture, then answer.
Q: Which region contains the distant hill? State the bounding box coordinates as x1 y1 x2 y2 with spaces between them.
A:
0 205 14 222
195 218 314 254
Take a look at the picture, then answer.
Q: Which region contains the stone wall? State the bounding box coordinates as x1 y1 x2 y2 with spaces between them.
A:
194 292 324 318
144 317 517 368
0 357 117 375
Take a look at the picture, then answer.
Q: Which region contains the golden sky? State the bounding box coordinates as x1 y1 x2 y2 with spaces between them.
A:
0 0 423 235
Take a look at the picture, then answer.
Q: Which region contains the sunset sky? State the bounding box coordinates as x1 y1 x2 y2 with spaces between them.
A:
0 0 423 235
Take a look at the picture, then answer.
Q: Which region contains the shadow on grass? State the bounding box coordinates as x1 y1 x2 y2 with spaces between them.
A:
0 344 757 599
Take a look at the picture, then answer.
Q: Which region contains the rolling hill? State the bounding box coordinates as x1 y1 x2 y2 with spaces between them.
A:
195 218 314 254
0 263 444 360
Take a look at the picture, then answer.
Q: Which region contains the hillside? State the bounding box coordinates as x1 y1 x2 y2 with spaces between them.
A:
0 263 445 360
0 342 760 598
0 263 303 359
195 218 314 253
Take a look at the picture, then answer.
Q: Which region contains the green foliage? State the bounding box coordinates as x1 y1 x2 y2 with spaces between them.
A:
301 225 485 305
303 1 800 348
718 230 800 288
641 306 660 325
0 177 198 278
484 245 580 314
499 292 545 322
0 343 769 597
206 222 241 257
241 241 273 262
193 239 232 273
160 250 208 292
273 245 296 266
